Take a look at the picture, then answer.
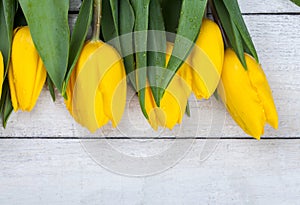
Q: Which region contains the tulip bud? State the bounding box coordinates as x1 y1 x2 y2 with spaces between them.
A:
217 48 278 139
65 40 127 132
0 52 4 98
8 26 47 111
178 18 224 99
145 43 191 130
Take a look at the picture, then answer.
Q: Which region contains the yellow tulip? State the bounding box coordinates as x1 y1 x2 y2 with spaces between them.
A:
178 18 224 99
8 26 47 111
217 48 278 139
65 40 127 132
0 52 4 98
145 43 191 130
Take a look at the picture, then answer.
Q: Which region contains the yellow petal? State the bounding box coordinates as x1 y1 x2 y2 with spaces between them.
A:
99 48 127 127
145 85 159 130
195 19 224 74
178 19 224 99
65 75 74 114
246 54 279 130
8 63 18 111
161 74 190 127
29 54 47 111
189 50 220 99
8 26 46 111
145 43 191 130
67 40 126 132
218 49 278 139
65 41 105 115
94 88 109 128
147 78 189 130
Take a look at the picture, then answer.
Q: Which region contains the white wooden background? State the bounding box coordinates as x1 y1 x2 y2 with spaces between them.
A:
1 0 300 204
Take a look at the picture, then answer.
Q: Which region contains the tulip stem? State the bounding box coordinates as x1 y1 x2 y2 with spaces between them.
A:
92 0 102 41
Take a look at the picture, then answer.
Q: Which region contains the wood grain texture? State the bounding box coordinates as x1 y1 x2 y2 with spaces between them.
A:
1 15 299 138
239 0 300 13
0 139 299 204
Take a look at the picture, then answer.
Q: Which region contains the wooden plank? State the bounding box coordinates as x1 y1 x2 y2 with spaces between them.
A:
69 0 81 11
0 139 299 204
1 14 299 138
69 0 300 13
239 0 300 13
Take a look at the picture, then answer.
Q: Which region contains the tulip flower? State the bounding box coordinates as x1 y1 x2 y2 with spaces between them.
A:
145 76 191 130
178 19 224 99
148 19 223 130
0 52 3 97
8 26 47 111
65 40 127 132
145 43 191 130
217 48 278 139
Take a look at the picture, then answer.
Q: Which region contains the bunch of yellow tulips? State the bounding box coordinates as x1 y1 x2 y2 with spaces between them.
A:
0 0 279 140
142 19 278 139
5 19 277 139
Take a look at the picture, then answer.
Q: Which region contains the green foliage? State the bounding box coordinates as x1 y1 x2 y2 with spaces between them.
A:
63 0 93 96
148 0 166 106
119 0 136 88
19 0 70 93
158 0 207 102
223 0 258 61
161 0 182 34
0 80 13 128
0 0 261 127
290 0 300 7
0 0 16 127
213 0 259 69
0 0 16 76
131 0 151 118
102 0 136 89
47 75 56 102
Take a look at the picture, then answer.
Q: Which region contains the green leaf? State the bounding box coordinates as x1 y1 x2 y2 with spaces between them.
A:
213 89 219 101
102 0 117 41
47 75 56 102
2 94 13 128
0 0 17 76
290 0 300 7
212 0 232 42
103 0 136 89
131 0 150 119
18 0 70 93
159 0 207 101
0 81 7 118
147 0 166 106
109 0 119 35
213 0 247 69
161 0 182 34
119 0 136 88
231 18 247 69
185 101 190 117
2 101 13 128
0 80 13 128
63 0 93 96
108 0 123 52
223 0 259 62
